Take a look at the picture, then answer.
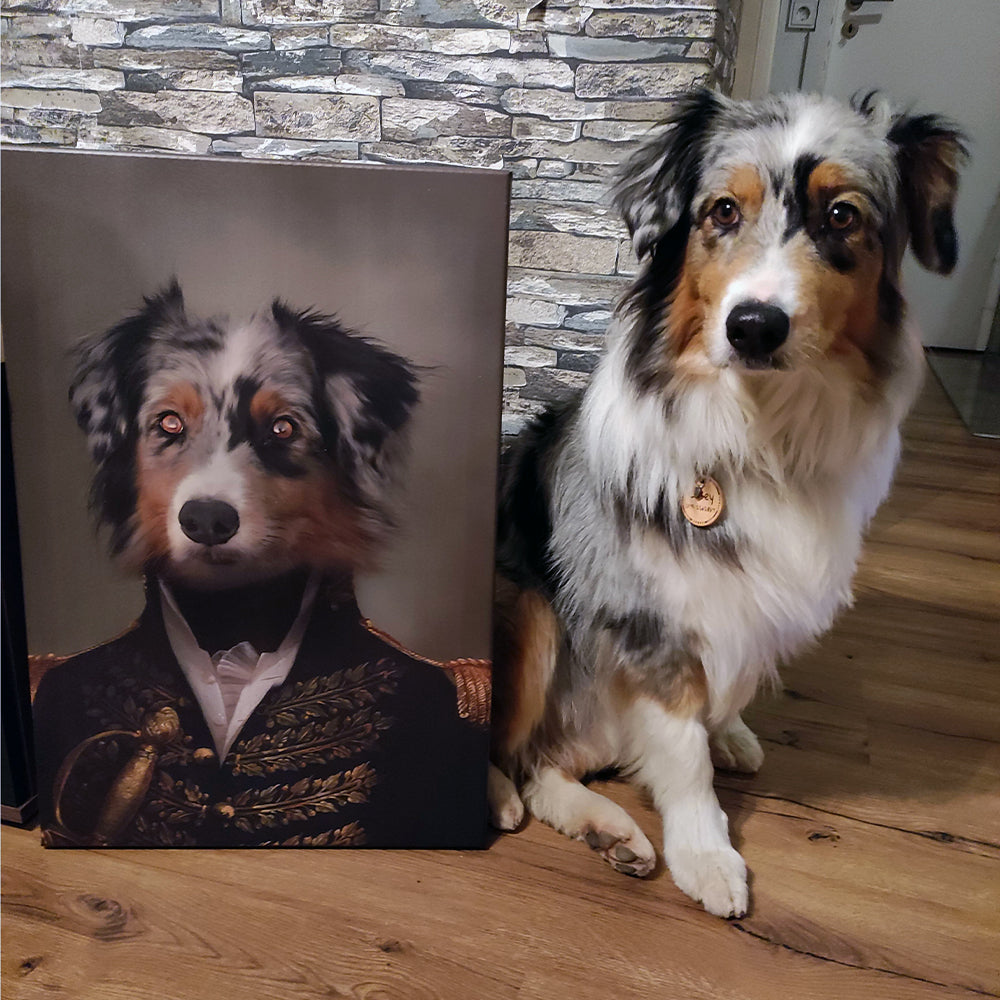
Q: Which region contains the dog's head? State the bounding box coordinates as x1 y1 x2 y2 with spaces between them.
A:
70 281 418 589
615 90 967 381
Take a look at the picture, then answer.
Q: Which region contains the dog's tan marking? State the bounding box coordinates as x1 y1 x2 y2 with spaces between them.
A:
665 270 705 359
668 661 708 717
786 219 884 375
664 166 766 367
129 384 206 569
133 448 187 569
492 582 560 756
249 387 292 425
245 465 374 572
807 160 852 200
726 164 765 220
668 239 760 370
614 656 707 720
160 381 205 431
132 382 207 567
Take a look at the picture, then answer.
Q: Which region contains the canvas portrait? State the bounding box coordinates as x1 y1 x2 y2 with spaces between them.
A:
1 148 509 849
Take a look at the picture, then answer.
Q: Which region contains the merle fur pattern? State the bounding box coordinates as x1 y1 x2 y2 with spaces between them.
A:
498 89 966 697
70 280 418 570
492 90 967 916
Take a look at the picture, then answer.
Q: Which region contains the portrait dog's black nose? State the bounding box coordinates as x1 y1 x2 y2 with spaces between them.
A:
726 302 790 361
179 499 239 546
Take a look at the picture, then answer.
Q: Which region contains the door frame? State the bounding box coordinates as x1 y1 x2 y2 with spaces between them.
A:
733 0 1000 351
731 0 782 100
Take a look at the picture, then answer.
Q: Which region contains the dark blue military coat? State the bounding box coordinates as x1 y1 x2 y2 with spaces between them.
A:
33 580 490 848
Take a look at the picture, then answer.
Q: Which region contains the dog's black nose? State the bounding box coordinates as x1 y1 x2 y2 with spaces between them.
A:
726 302 790 362
179 499 239 546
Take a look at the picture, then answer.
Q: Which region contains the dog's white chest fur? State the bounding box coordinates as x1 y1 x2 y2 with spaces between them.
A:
634 467 883 720
580 329 917 723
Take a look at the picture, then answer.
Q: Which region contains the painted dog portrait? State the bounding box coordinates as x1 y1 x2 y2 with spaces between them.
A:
31 283 491 848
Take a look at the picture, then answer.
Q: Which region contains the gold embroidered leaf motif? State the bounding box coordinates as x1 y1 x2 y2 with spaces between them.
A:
230 708 392 776
260 821 366 848
146 772 210 826
262 661 398 729
132 814 198 847
83 671 193 765
219 764 377 834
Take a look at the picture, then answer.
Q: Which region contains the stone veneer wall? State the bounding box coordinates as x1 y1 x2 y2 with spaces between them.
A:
2 0 741 434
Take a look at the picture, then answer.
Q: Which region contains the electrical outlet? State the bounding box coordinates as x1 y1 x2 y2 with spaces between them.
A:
786 0 819 30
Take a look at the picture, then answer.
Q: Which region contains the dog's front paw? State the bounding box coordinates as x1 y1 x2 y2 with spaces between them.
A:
582 823 657 878
665 844 748 918
711 718 764 774
488 764 525 831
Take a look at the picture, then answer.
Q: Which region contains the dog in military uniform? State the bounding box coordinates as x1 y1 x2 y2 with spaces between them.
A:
33 282 490 848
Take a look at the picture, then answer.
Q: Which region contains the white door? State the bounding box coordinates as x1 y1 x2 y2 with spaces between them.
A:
771 0 1000 349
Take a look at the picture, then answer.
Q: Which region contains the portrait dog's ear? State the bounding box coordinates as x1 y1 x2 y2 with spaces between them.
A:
887 112 968 274
69 280 185 549
613 88 722 261
69 279 185 462
271 301 419 503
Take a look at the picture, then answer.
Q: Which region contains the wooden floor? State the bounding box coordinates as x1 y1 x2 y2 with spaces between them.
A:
3 373 998 1000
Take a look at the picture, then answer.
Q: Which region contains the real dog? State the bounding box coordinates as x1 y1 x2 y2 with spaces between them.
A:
33 283 490 848
488 91 966 917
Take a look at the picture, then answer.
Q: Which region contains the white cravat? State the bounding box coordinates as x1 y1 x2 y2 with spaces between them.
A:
159 575 320 761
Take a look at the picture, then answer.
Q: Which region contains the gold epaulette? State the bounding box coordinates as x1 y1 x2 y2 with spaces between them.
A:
29 617 142 700
29 654 70 700
362 620 492 726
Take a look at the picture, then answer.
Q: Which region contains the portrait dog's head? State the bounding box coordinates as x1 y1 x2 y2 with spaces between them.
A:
614 90 967 383
69 281 418 589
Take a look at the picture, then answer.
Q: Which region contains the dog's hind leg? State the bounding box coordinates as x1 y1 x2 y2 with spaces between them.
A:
489 583 558 833
521 766 656 877
628 697 748 918
710 714 764 774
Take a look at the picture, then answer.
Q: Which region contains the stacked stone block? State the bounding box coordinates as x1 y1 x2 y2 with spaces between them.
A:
1 0 738 434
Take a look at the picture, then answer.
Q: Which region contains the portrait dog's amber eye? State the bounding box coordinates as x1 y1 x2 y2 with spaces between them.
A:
271 417 296 440
828 202 860 232
710 198 741 229
158 412 184 435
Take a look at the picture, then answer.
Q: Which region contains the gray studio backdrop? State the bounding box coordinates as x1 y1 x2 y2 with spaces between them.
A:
2 147 509 663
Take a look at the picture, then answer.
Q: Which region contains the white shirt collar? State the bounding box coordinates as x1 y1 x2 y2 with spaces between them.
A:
158 574 320 761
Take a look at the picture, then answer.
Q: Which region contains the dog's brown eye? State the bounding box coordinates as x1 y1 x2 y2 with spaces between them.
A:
158 412 184 435
272 417 296 440
828 202 860 232
710 198 741 229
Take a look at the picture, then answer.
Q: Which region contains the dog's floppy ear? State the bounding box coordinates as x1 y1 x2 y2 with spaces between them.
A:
888 112 968 274
69 279 186 551
271 301 419 503
69 279 186 463
614 88 722 261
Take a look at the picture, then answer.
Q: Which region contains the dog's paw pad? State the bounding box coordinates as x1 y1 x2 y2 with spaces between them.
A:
613 844 638 863
667 845 748 918
582 825 656 878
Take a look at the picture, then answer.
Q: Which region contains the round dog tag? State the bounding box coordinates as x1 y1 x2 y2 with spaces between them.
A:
680 476 724 528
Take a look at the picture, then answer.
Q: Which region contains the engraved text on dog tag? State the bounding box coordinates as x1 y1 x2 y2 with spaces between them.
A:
681 476 724 528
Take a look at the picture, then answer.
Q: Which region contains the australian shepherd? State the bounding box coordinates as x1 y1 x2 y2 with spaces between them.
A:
488 90 966 917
